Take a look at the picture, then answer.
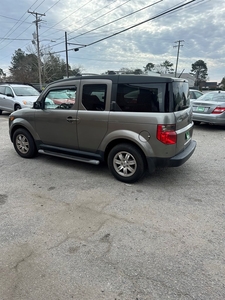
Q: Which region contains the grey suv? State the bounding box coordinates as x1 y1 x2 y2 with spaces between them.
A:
9 75 196 183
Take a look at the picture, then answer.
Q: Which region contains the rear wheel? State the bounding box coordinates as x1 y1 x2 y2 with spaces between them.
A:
0 109 2 115
13 128 37 158
107 143 145 183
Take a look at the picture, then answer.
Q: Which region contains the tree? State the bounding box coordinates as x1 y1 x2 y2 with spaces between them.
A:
9 48 39 83
220 77 225 90
144 60 174 74
191 60 208 87
0 68 6 81
160 60 174 74
144 63 155 72
9 48 83 85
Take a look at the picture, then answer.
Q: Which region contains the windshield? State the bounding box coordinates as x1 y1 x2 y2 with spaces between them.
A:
172 81 190 111
197 92 225 102
13 86 40 96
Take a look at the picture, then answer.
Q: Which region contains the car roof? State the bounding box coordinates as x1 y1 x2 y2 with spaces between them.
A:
47 74 188 88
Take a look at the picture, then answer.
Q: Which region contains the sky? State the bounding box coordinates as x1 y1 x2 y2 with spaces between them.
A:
0 0 225 83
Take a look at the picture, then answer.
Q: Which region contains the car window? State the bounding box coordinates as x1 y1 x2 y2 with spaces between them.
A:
13 86 40 96
197 92 225 102
195 91 203 98
5 87 13 97
44 88 76 110
116 83 164 112
0 86 6 94
82 84 106 111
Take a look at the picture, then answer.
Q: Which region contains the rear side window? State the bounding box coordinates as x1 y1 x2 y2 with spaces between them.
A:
82 84 106 111
116 83 166 112
173 81 189 111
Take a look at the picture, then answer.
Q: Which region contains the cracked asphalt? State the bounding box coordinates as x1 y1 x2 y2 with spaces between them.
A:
0 112 225 300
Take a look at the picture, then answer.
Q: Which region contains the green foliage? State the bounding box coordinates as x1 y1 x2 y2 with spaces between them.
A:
144 60 174 74
9 48 82 84
144 63 155 72
160 60 174 74
220 77 225 90
9 49 39 83
191 60 208 86
0 68 6 81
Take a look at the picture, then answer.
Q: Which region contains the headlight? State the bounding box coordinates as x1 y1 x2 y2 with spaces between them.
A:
22 100 32 106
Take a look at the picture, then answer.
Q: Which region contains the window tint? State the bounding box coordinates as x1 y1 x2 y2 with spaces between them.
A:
82 84 106 111
173 82 189 111
116 83 165 112
44 88 76 110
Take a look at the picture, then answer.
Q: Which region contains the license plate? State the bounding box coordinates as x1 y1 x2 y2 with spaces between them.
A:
197 106 205 112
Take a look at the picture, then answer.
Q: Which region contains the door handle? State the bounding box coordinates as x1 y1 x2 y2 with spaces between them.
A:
66 116 78 122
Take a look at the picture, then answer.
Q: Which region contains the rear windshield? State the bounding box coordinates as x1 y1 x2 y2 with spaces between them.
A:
172 81 190 111
196 92 225 102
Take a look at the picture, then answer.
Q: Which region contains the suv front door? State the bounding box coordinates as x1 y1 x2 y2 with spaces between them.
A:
34 84 79 150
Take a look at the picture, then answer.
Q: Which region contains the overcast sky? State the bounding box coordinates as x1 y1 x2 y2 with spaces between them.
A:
0 0 224 82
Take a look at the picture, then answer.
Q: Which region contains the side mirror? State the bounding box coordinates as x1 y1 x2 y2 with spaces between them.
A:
6 93 14 97
33 101 41 109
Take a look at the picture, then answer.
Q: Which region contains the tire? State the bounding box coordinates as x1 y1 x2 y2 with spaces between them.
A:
107 143 145 183
13 128 37 158
0 110 2 115
15 105 21 111
194 121 201 125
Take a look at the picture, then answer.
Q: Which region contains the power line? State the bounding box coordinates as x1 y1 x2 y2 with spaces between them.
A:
78 0 198 49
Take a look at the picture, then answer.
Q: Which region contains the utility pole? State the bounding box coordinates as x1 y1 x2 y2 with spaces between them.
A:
174 40 184 78
65 32 69 78
28 10 45 90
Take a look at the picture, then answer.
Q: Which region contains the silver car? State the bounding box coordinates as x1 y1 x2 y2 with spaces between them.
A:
192 91 225 125
0 83 40 114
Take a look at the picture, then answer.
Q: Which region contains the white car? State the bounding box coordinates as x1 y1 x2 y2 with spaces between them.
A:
189 89 204 104
0 83 40 114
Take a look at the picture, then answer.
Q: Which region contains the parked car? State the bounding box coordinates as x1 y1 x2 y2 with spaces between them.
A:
192 91 225 125
189 89 204 104
8 75 196 183
0 83 40 114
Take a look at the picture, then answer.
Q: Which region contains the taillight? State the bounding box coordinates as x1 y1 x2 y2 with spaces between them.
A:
212 107 225 114
157 124 177 144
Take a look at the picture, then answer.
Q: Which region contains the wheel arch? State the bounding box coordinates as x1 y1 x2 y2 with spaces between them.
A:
104 138 148 169
10 121 39 144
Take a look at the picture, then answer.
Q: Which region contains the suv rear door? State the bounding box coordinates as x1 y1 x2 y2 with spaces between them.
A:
77 79 111 152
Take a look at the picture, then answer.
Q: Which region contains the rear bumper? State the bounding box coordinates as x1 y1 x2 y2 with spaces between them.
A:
168 140 197 167
193 113 225 125
147 140 197 171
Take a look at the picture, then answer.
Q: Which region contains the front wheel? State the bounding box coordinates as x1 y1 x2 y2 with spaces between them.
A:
107 143 145 183
15 105 21 111
13 128 37 158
